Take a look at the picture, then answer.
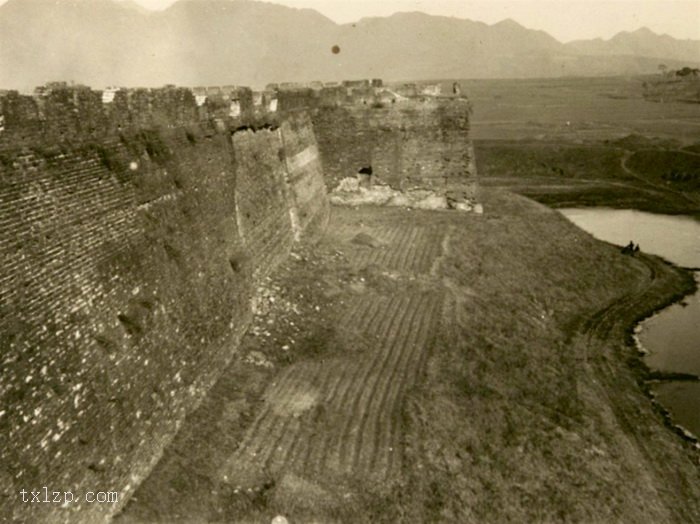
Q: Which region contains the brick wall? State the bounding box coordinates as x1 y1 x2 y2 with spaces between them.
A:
279 112 330 238
308 95 476 197
0 85 327 523
232 126 294 280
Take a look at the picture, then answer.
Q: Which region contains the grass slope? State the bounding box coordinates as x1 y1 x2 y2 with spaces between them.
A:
117 190 699 523
402 191 699 522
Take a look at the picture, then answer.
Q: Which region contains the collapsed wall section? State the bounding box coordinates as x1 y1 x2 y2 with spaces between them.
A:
0 86 326 523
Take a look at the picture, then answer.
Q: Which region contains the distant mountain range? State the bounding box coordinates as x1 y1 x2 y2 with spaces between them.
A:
1 0 698 90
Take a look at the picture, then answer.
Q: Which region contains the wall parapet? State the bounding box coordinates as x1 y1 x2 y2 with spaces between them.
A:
0 84 264 149
0 80 471 149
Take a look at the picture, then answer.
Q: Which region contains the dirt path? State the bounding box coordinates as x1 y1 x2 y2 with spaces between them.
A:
578 253 700 521
620 150 700 206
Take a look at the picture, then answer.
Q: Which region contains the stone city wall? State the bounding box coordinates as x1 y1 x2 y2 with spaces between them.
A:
0 79 474 522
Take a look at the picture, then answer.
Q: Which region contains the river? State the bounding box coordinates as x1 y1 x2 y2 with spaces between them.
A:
560 208 700 439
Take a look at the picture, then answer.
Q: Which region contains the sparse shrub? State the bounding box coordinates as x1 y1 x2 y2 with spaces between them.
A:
118 129 171 164
0 153 14 169
91 144 125 172
141 130 170 162
228 250 251 275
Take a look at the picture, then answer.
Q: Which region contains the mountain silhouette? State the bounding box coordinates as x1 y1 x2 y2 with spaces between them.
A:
0 0 697 89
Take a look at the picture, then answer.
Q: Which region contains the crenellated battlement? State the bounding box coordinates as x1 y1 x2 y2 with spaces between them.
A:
0 83 269 148
0 79 469 149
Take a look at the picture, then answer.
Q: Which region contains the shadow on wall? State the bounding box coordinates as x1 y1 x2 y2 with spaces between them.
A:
0 93 328 523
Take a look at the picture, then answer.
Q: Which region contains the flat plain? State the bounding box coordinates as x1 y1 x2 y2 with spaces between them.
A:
462 76 700 216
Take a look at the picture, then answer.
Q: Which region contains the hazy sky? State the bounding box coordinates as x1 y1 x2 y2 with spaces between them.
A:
2 0 698 41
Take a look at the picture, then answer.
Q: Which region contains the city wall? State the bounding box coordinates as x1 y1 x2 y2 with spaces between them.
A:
0 80 474 522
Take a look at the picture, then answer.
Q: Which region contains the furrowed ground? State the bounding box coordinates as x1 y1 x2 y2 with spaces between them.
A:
117 189 699 523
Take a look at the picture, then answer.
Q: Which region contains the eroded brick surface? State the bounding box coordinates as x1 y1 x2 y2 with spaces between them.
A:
0 81 474 522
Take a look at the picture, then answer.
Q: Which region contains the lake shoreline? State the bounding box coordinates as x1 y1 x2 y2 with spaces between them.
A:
559 205 700 453
629 267 699 447
547 200 700 220
633 270 700 445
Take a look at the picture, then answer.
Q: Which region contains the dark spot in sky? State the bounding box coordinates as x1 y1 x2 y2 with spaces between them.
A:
332 45 341 55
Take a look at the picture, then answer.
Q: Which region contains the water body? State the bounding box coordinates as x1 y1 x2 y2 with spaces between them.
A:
559 209 700 268
560 208 700 438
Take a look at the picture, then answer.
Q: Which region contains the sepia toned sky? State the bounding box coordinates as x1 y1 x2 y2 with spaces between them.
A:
1 0 698 41
124 0 700 41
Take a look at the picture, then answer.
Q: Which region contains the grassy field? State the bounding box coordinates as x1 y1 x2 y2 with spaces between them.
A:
476 139 700 215
461 76 700 143
117 191 699 523
457 76 700 217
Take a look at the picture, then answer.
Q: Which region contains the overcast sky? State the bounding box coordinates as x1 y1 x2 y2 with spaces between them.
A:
2 0 698 42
